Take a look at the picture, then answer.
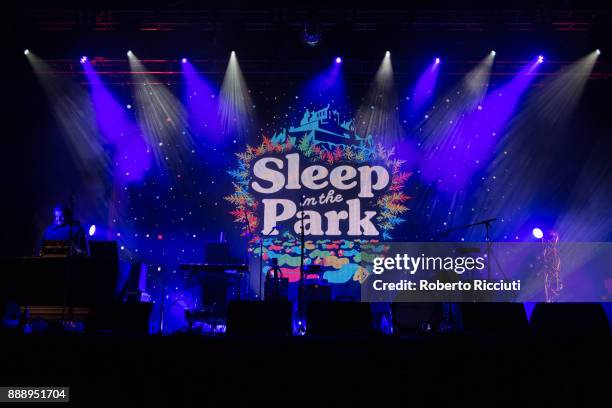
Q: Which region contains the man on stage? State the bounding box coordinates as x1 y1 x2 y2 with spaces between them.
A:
40 204 87 256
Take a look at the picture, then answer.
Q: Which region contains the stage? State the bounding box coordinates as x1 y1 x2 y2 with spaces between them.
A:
3 0 612 404
0 332 609 404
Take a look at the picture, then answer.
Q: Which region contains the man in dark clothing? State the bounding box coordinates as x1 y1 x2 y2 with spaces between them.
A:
40 204 87 256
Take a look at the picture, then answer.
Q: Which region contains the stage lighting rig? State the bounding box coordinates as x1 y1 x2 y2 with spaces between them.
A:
303 22 321 47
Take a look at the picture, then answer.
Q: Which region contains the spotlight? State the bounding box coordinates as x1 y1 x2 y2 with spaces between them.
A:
491 50 496 56
24 49 30 55
537 55 544 63
182 58 187 63
304 34 320 47
127 50 133 56
303 25 321 47
596 49 601 55
532 227 544 239
335 57 342 64
435 57 440 64
385 51 391 57
80 56 88 64
88 225 96 237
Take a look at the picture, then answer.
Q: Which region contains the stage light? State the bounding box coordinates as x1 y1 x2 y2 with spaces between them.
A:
24 49 30 55
299 55 347 109
88 225 96 236
491 50 496 56
304 34 320 47
532 227 544 239
182 57 221 141
82 59 150 184
303 25 321 47
355 48 402 146
409 57 441 116
181 58 187 64
537 55 544 63
478 50 602 235
414 51 495 185
128 53 193 173
219 50 255 138
596 49 601 55
421 56 539 191
80 56 88 64
127 50 133 56
28 51 112 193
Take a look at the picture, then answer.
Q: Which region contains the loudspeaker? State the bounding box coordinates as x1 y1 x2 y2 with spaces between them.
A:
460 303 529 335
392 302 445 335
530 303 610 336
226 301 293 335
89 302 153 335
306 302 372 336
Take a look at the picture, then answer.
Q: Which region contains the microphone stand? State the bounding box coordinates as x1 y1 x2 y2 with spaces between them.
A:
158 267 166 334
258 226 279 301
439 218 499 279
259 235 264 301
241 211 253 302
439 218 498 239
297 196 306 334
63 197 76 327
438 217 505 326
242 209 267 302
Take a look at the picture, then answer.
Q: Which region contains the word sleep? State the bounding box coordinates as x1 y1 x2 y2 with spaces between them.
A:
252 153 389 197
251 153 391 236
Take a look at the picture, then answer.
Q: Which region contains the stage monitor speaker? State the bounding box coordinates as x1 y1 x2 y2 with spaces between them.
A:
307 302 372 336
392 302 445 335
226 301 293 335
530 303 610 336
88 302 153 335
460 303 529 335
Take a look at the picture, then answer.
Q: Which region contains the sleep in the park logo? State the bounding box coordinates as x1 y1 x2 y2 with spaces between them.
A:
225 105 411 284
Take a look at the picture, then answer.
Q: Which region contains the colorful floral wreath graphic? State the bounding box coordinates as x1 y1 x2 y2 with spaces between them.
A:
225 108 411 283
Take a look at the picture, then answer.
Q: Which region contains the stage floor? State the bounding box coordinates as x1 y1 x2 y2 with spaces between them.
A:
0 332 608 404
